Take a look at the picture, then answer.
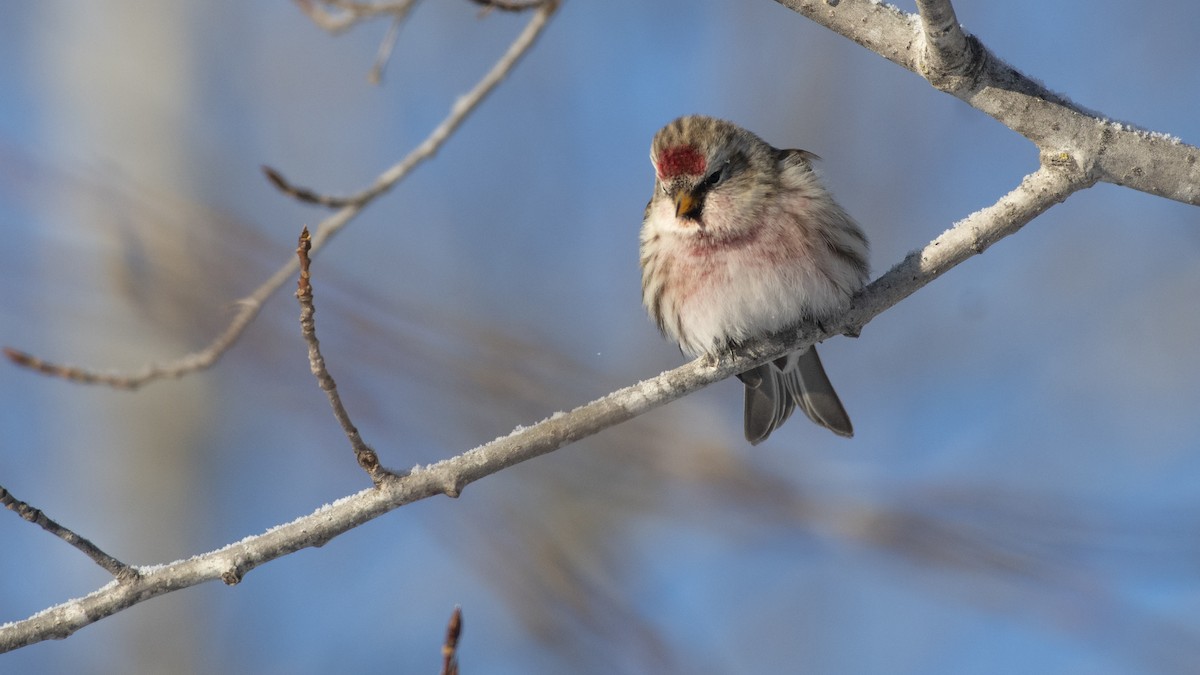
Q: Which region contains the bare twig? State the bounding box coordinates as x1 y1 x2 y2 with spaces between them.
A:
263 166 356 208
0 161 1084 653
294 0 419 34
0 484 135 582
306 0 560 209
368 14 405 85
440 606 462 675
5 0 560 389
295 0 419 81
295 228 390 483
297 0 546 81
3 257 287 389
471 0 544 14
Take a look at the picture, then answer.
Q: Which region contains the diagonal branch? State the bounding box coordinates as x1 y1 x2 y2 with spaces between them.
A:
0 484 135 581
3 0 560 390
774 0 1200 206
0 161 1087 653
843 164 1093 331
367 13 405 84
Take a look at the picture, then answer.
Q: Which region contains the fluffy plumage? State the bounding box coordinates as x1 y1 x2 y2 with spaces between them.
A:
640 115 869 443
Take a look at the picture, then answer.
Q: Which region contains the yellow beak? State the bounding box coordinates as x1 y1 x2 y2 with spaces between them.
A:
674 191 697 220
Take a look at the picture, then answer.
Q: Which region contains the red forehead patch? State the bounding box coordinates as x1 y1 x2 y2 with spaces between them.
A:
657 145 706 178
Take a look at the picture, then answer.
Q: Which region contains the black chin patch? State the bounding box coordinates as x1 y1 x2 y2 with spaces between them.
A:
680 193 705 221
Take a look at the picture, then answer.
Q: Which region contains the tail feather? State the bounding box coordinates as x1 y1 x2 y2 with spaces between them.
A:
737 347 853 445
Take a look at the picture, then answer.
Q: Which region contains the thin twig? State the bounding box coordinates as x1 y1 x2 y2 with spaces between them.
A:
263 165 356 208
295 0 419 34
0 484 136 582
368 14 405 85
309 0 560 208
440 606 462 675
4 251 295 390
471 0 544 14
296 228 390 483
4 0 560 389
0 163 1085 653
295 0 419 81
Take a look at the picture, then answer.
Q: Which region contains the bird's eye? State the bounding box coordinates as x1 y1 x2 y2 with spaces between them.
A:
701 165 727 189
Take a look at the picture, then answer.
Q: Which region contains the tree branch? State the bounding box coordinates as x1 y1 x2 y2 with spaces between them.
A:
0 161 1084 652
774 0 1200 206
295 228 390 482
844 164 1091 330
913 0 972 85
0 485 135 582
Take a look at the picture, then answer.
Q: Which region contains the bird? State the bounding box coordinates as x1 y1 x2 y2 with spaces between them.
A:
639 115 869 444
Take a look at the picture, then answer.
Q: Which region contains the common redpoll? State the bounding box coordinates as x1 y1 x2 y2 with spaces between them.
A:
640 116 869 443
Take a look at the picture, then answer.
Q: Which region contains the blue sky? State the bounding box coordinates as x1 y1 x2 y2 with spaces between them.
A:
2 1 1200 673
